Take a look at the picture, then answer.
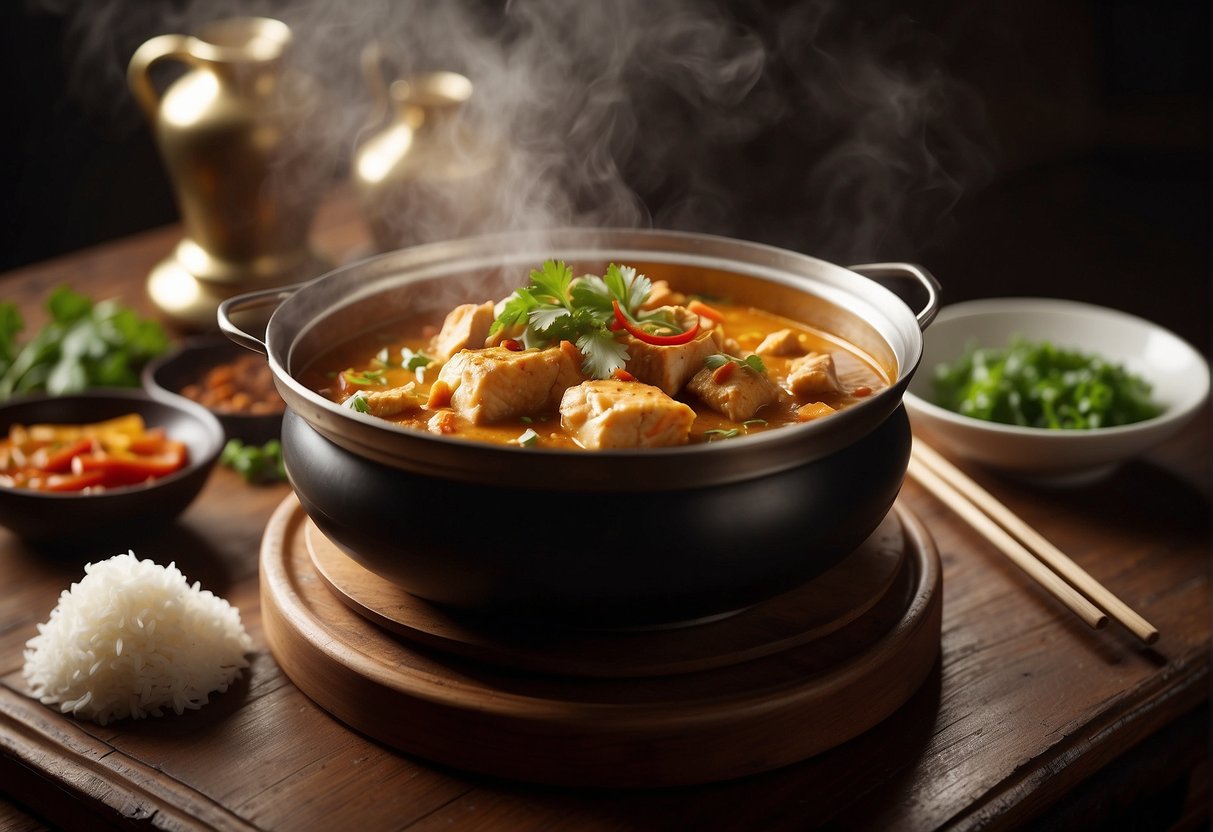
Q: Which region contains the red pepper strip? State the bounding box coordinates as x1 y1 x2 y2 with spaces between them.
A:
611 300 700 346
32 437 96 473
688 299 724 323
612 368 637 382
72 441 189 487
127 427 168 455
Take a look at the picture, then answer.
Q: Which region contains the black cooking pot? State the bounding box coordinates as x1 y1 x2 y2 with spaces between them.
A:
220 229 939 627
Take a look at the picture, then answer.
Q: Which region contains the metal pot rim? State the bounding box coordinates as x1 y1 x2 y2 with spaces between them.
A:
221 227 938 490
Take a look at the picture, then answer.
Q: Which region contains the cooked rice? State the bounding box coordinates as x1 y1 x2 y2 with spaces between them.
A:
22 551 253 725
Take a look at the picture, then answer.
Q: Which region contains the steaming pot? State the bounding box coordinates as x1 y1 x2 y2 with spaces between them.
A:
219 229 939 627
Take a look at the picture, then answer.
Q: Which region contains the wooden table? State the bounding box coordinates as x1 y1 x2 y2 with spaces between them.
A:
0 194 1208 831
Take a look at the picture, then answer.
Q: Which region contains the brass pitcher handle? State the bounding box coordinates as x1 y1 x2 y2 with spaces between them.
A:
127 33 195 121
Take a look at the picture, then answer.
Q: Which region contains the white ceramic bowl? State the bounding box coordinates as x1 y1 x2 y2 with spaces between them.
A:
904 298 1209 486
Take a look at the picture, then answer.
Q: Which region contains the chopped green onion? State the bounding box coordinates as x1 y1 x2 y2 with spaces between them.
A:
401 347 434 371
933 337 1162 429
516 427 540 447
342 368 387 386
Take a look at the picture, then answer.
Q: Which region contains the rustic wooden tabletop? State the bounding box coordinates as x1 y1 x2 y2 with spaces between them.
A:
0 192 1208 831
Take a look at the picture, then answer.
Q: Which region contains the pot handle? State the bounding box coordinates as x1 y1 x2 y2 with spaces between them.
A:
217 284 300 355
847 262 941 330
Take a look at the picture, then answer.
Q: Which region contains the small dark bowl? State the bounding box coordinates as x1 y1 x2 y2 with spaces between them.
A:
143 336 283 445
0 389 224 545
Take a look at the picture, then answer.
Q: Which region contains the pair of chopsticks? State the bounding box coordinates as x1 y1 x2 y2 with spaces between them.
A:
908 438 1159 645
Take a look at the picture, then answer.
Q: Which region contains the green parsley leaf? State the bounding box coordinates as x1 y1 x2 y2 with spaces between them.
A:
0 303 23 369
221 438 287 484
0 287 169 400
576 329 630 379
488 261 666 380
529 260 576 306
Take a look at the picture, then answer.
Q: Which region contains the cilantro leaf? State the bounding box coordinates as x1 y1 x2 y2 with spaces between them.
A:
0 303 23 369
530 305 573 333
221 438 287 483
705 353 767 375
489 288 537 338
576 329 629 379
489 261 663 380
529 260 575 307
605 264 651 314
0 287 168 400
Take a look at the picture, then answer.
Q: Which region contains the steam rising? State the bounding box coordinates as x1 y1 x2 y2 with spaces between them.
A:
34 0 993 261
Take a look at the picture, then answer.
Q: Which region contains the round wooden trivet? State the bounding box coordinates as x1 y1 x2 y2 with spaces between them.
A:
260 494 941 788
305 509 907 678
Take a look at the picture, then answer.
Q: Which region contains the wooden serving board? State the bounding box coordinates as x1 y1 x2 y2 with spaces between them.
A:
306 508 908 678
260 495 942 788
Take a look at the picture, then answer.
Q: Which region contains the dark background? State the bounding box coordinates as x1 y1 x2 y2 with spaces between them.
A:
1 0 1208 352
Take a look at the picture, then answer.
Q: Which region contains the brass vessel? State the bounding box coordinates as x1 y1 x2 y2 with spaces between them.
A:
128 17 329 330
353 50 497 251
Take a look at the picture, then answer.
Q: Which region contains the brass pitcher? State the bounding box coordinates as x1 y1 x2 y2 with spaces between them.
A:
353 48 498 252
128 17 329 330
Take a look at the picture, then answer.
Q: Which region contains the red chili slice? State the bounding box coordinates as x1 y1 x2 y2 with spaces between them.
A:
32 437 95 473
71 441 189 487
712 361 736 384
611 300 700 346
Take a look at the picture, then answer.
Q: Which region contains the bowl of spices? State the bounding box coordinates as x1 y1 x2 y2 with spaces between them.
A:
904 298 1209 486
143 336 285 445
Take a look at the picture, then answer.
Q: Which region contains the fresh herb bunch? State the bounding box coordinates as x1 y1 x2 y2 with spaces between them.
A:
0 286 170 400
489 261 683 379
933 337 1162 429
221 438 288 483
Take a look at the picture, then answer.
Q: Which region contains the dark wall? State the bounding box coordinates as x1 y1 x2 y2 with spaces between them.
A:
2 0 1208 349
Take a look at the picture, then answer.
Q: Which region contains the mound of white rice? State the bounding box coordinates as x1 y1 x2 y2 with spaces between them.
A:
23 551 253 725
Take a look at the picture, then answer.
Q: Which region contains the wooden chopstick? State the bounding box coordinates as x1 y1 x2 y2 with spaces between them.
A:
909 439 1159 644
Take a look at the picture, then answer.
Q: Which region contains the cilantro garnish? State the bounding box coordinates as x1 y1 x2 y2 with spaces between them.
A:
0 286 169 400
704 353 766 375
221 438 287 484
489 261 682 379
